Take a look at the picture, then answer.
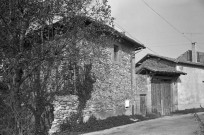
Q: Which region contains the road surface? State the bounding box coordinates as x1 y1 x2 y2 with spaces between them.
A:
84 113 204 135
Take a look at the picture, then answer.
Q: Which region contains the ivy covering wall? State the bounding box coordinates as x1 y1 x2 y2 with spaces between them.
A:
49 41 136 133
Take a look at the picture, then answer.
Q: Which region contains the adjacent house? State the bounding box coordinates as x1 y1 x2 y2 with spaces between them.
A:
135 43 204 116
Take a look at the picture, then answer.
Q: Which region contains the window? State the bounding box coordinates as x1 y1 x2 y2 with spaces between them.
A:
187 51 192 61
197 52 200 62
114 45 119 61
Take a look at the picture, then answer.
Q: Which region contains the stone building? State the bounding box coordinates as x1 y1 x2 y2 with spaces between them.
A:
135 43 204 116
49 19 145 133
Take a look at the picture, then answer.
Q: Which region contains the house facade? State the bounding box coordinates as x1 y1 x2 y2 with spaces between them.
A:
50 24 145 133
79 34 145 118
135 44 204 116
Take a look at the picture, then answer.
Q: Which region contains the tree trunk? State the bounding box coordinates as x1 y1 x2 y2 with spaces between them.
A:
35 113 44 135
77 98 86 124
34 67 45 135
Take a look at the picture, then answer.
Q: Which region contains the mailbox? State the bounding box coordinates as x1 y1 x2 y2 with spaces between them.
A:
125 99 130 108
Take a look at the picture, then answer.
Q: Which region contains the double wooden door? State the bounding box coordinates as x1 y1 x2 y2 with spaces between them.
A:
151 79 172 115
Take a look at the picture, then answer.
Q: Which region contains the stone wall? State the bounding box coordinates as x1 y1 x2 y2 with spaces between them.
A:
49 41 136 133
135 74 149 114
85 41 135 118
49 95 78 134
136 74 148 95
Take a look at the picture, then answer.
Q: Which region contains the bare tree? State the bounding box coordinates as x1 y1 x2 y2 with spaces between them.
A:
0 0 114 134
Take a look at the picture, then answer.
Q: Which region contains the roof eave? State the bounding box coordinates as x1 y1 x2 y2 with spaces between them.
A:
136 67 186 75
122 35 145 50
136 54 176 67
177 61 204 68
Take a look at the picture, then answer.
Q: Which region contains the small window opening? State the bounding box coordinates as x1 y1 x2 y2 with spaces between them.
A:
187 51 192 62
114 45 119 61
197 52 200 62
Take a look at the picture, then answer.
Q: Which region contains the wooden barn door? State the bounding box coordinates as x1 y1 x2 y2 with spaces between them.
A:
151 81 162 114
151 79 172 115
162 82 171 115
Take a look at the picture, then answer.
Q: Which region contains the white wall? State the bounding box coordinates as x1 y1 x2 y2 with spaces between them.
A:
176 64 204 110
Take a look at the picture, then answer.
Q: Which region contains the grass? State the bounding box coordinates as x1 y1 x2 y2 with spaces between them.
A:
171 108 204 115
54 113 158 135
54 108 204 135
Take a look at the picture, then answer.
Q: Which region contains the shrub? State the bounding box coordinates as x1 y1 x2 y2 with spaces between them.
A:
131 114 147 120
172 108 204 115
60 112 79 132
60 114 134 133
59 114 155 134
146 113 160 119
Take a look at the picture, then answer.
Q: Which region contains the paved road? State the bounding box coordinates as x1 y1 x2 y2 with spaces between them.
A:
84 113 204 135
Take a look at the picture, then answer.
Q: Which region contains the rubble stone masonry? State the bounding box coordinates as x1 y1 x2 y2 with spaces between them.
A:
49 41 136 133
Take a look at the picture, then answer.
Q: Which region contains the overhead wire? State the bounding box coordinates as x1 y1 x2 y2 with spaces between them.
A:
112 0 204 54
114 22 143 44
141 0 192 43
114 0 200 54
113 0 204 54
149 42 190 47
114 21 159 55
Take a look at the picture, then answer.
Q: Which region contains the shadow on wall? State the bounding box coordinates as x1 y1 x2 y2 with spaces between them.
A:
75 63 96 123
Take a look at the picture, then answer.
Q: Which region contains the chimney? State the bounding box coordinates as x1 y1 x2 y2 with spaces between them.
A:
192 42 197 63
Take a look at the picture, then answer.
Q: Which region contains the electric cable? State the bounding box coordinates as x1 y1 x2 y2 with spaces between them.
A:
141 0 192 43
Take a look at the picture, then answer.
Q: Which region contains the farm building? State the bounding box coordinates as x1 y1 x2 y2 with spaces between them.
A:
135 43 204 116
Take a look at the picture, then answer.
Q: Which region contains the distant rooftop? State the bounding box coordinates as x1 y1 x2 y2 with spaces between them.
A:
136 51 204 68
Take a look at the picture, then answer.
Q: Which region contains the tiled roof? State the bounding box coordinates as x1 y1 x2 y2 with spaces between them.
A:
136 66 186 75
26 15 145 50
136 54 175 67
136 57 186 75
136 49 204 76
136 53 204 68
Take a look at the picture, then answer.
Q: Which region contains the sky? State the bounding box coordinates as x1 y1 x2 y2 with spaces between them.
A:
108 0 204 61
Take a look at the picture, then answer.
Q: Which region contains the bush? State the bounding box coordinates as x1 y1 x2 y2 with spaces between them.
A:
172 108 204 115
60 112 79 132
146 113 160 119
131 114 147 120
59 114 154 134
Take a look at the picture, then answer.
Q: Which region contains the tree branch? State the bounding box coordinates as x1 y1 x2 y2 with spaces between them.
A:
0 14 13 37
